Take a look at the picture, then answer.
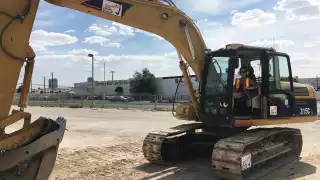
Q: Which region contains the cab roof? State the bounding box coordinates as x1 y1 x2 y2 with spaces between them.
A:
224 43 277 52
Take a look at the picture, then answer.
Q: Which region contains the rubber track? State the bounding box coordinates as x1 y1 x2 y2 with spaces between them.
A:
142 122 203 164
211 127 302 180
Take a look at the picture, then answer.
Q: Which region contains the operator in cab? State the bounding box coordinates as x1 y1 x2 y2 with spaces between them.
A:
233 64 256 97
233 64 257 115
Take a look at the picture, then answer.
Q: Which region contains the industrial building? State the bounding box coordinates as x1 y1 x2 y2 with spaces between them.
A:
49 78 58 89
72 75 320 100
73 75 199 100
297 78 320 90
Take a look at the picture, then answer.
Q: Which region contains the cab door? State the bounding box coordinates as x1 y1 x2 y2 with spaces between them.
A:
265 52 295 118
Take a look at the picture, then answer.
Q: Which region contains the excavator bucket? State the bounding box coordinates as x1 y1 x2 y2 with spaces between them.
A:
0 117 66 180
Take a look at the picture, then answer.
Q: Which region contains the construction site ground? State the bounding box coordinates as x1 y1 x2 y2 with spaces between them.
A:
7 106 320 180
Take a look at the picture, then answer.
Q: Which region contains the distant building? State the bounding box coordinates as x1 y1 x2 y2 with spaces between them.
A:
49 78 58 89
87 77 93 82
30 87 72 94
73 76 320 100
73 75 199 100
298 78 319 90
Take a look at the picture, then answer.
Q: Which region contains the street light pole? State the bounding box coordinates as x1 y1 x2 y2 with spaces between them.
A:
111 70 115 83
316 75 319 91
88 53 95 106
103 61 106 100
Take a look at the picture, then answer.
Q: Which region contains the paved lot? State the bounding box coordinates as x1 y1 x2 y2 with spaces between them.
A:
6 106 320 180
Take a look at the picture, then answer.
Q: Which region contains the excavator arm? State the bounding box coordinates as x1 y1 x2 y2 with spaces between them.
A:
0 0 213 179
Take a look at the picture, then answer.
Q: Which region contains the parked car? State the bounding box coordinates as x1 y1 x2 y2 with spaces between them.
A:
124 96 134 101
86 96 101 100
108 96 129 102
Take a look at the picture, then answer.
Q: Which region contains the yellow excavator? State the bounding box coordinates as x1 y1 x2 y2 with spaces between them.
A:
0 0 318 179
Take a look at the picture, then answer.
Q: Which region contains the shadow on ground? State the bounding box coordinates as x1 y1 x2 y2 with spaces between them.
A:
134 157 316 180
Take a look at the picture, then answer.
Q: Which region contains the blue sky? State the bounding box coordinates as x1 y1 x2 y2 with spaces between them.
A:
25 0 320 87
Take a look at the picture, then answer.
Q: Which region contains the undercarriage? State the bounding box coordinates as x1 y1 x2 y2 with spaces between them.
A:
142 123 302 180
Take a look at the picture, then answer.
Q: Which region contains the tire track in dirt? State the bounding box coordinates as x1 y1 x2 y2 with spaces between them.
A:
49 139 149 180
50 139 320 180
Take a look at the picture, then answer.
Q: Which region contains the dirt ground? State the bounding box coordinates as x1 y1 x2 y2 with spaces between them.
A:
7 106 320 180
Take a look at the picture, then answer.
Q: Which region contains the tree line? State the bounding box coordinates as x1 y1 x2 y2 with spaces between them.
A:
280 76 299 82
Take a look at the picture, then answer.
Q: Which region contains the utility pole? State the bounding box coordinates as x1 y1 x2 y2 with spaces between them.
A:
103 61 106 100
88 53 95 106
44 76 46 92
51 72 54 92
111 71 115 83
317 75 319 90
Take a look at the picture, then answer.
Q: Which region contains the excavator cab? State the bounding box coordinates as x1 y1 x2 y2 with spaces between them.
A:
198 44 316 127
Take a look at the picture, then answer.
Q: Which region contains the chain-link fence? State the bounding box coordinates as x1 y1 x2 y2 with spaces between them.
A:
12 92 191 110
11 91 320 112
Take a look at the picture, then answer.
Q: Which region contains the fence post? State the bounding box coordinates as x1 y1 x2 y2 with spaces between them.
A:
154 95 157 110
62 94 65 107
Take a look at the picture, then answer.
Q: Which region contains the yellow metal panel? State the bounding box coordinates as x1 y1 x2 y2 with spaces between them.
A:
235 116 317 127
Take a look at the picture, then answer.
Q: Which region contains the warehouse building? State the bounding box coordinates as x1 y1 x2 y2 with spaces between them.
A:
73 75 199 100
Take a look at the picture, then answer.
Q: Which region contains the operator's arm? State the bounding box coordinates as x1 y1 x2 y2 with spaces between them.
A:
45 0 206 77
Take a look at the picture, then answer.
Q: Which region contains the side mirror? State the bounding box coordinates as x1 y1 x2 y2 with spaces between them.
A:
228 56 239 69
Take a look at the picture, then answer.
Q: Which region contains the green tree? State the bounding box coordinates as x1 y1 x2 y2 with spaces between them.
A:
129 68 157 94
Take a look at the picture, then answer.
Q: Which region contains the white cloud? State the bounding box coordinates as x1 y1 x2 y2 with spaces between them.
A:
64 29 75 34
34 51 179 78
68 49 99 56
30 30 78 53
195 8 320 78
93 53 177 63
304 41 320 47
274 0 320 21
83 36 110 46
111 22 135 36
105 42 121 48
37 51 178 65
180 0 263 14
82 36 120 47
88 24 116 36
34 20 54 27
231 9 276 27
248 39 295 49
36 53 90 64
37 10 52 18
135 29 164 40
87 23 134 37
